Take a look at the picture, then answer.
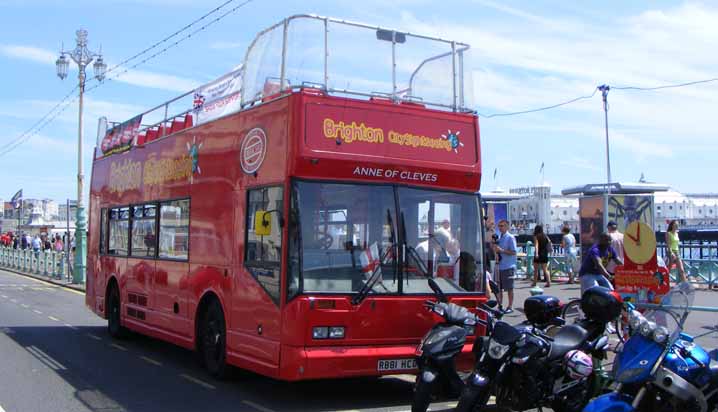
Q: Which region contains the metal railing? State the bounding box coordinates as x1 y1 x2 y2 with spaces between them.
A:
509 242 718 286
0 247 69 282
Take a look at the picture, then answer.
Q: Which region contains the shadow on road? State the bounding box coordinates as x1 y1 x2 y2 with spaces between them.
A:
5 325 416 412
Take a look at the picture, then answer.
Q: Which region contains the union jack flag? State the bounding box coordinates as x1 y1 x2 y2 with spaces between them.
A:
193 92 205 109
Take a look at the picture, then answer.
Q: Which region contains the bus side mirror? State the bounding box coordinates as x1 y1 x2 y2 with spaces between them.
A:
254 210 271 236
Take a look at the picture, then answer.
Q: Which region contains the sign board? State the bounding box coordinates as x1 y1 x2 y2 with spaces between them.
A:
193 68 243 125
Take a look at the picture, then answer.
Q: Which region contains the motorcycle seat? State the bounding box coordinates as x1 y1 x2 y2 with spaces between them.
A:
548 324 589 360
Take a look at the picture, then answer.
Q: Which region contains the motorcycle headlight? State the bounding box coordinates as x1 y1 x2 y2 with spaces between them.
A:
640 320 657 337
653 326 669 344
488 339 510 360
628 310 645 332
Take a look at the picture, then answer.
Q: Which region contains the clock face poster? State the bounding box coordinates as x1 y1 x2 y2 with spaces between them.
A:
609 195 668 303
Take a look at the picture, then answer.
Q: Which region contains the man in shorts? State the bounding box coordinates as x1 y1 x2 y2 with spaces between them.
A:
493 219 517 313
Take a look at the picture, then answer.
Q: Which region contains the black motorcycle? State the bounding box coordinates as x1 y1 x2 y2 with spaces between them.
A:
411 278 502 412
455 286 623 412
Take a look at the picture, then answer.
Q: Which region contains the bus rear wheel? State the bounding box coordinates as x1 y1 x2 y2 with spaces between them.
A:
200 300 228 379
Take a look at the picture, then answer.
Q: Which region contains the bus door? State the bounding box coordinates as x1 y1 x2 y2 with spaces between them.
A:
125 205 156 325
152 199 191 336
230 187 283 367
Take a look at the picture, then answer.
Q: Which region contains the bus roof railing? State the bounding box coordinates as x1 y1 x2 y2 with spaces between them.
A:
96 14 474 157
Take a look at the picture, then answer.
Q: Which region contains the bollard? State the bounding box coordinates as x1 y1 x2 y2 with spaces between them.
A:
526 241 534 278
57 252 65 279
51 252 56 278
42 251 48 276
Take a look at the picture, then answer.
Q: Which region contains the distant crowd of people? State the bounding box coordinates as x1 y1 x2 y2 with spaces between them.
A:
0 231 74 256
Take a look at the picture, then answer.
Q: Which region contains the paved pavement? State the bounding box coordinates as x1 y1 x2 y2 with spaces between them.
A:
0 269 715 412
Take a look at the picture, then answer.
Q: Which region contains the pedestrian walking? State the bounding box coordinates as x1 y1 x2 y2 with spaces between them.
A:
665 220 687 282
561 225 577 284
54 235 64 252
605 221 624 277
532 224 552 288
20 233 28 250
32 234 41 258
579 233 623 294
493 219 517 313
43 235 52 251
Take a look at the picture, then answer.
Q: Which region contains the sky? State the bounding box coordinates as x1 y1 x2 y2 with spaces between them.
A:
1 0 717 204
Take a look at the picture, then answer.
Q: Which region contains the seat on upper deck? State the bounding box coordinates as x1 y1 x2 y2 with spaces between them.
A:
170 118 185 134
145 128 158 142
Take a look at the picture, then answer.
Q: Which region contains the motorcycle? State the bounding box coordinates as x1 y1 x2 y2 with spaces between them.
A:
411 277 503 412
456 286 623 412
583 282 718 412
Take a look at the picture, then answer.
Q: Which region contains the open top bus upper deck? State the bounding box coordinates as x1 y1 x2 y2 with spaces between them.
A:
95 14 477 171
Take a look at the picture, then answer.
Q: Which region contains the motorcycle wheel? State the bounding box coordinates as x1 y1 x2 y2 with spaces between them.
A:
412 374 434 412
551 376 593 412
455 383 493 412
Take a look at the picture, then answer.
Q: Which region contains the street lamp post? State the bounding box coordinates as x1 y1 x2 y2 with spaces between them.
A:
56 29 107 284
598 84 612 227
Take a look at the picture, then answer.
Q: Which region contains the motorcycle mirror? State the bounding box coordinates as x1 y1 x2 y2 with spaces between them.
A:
427 278 448 303
486 300 498 308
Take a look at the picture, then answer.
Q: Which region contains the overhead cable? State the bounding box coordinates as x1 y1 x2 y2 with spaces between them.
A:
613 78 718 91
478 88 598 118
0 0 255 157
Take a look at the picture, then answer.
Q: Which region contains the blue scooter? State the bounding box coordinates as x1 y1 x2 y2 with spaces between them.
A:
584 282 718 412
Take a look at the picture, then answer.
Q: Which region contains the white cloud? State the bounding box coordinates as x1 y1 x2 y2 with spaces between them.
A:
210 41 243 50
559 156 602 172
112 68 200 92
1 43 201 93
0 45 56 64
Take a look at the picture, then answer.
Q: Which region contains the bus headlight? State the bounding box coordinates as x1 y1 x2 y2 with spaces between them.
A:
329 326 345 339
313 327 329 339
313 326 345 339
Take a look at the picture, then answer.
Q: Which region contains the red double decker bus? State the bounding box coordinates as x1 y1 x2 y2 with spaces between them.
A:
87 15 486 381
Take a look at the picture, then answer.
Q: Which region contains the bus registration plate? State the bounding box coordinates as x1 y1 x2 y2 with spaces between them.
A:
377 358 417 372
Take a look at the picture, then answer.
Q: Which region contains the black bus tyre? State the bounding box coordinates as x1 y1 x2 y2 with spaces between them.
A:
412 374 434 412
107 284 128 339
201 300 228 379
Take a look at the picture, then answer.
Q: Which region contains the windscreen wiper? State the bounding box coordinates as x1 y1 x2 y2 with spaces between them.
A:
352 209 395 306
352 246 392 305
399 211 429 278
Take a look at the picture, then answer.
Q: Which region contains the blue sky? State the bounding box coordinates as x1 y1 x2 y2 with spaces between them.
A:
1 0 717 203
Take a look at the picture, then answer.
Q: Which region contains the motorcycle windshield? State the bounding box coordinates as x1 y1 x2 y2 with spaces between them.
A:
644 281 695 338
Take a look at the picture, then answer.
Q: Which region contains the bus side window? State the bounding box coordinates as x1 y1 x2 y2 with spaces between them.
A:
245 186 283 305
100 208 108 254
158 199 190 260
108 207 129 256
130 204 158 258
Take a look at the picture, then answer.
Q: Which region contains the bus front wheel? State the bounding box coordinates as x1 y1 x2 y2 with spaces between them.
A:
107 284 128 339
200 299 228 379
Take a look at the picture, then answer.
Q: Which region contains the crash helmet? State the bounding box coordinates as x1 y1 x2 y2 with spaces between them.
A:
565 349 593 380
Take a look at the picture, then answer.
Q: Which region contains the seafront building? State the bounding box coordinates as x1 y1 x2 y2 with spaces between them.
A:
483 185 718 234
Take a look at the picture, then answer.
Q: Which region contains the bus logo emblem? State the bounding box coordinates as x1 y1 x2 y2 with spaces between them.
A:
240 128 267 174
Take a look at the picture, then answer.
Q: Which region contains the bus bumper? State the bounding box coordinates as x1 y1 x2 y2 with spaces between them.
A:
279 342 475 381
